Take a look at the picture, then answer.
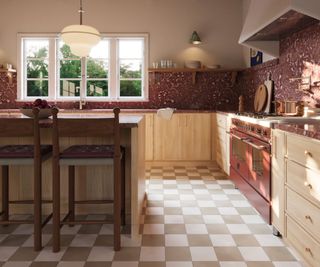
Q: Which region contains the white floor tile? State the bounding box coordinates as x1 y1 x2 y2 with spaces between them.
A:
254 234 285 246
190 247 217 261
210 234 236 246
35 247 67 261
227 224 251 234
165 234 189 246
140 247 165 261
185 224 208 234
70 234 97 247
218 207 238 215
164 215 184 224
87 246 115 261
203 215 224 224
197 200 216 207
2 262 32 267
164 200 181 207
146 207 164 215
273 262 303 267
182 207 201 215
166 262 193 267
241 215 265 224
239 247 270 261
219 262 247 267
0 247 18 261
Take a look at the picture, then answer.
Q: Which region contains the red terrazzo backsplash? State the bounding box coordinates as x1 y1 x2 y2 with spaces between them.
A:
1 23 320 111
238 22 320 111
0 71 238 110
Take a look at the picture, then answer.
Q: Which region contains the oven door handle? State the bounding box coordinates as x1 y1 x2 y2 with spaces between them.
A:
230 133 246 141
242 139 266 150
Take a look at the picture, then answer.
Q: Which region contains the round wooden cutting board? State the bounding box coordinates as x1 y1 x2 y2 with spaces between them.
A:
254 84 268 112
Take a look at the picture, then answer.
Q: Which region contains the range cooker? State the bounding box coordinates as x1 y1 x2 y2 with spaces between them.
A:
229 115 272 224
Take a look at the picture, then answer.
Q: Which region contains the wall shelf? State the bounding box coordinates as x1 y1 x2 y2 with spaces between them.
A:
148 68 241 85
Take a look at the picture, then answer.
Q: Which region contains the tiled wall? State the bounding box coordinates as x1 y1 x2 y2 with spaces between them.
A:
1 23 320 111
237 22 320 111
0 71 238 110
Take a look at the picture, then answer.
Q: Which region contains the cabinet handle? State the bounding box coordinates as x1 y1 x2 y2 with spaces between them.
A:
304 150 312 157
305 247 313 256
304 181 313 189
305 215 312 221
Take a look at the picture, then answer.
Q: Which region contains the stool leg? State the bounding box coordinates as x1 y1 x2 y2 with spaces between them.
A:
114 157 121 251
34 160 42 251
2 166 9 224
121 154 125 226
52 161 60 252
68 166 75 226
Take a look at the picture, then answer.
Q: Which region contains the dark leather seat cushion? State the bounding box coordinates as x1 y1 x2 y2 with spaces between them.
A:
60 145 124 159
0 145 52 158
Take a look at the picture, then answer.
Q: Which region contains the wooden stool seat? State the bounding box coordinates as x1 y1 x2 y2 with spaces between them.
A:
0 145 52 158
60 145 123 159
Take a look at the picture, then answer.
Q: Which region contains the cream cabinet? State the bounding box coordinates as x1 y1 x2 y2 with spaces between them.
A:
214 113 230 175
153 113 212 161
271 129 286 235
271 130 320 266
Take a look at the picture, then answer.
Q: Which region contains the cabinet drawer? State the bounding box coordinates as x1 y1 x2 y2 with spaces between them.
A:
286 188 320 241
286 160 320 207
287 134 320 171
216 114 227 129
287 215 320 267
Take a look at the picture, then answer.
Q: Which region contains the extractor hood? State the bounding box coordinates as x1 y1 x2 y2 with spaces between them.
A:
239 0 320 57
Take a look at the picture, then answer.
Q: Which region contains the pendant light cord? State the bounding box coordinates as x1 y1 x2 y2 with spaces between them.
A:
79 0 84 25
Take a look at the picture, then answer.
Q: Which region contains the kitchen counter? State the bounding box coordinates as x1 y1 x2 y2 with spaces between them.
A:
275 122 320 140
0 108 214 114
0 113 143 128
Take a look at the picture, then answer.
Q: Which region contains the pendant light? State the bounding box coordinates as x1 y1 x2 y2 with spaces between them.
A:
61 0 101 57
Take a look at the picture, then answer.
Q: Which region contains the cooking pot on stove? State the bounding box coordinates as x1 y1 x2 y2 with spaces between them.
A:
274 101 304 116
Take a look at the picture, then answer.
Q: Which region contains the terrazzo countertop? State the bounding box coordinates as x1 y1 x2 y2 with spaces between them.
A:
275 122 320 140
0 108 215 114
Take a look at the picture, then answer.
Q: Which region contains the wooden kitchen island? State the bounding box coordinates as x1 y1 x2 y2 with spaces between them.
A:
0 112 146 238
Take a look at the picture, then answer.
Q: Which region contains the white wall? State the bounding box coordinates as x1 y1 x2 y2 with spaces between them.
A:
0 0 245 69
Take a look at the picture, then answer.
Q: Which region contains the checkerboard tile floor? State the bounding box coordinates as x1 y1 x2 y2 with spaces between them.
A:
0 166 303 267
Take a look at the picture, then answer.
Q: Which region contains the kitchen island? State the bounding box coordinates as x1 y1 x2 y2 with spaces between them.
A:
0 112 146 238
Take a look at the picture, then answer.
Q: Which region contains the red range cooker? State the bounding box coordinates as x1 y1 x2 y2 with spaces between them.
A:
229 117 272 224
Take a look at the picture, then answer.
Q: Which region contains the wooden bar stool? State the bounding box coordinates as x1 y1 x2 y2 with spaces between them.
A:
0 108 52 251
51 107 125 252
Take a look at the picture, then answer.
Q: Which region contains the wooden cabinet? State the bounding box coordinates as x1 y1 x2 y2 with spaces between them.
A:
145 114 154 161
271 131 320 266
214 113 230 175
153 113 212 161
271 129 286 235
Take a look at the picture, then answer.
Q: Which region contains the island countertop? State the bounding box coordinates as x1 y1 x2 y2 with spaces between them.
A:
0 113 144 128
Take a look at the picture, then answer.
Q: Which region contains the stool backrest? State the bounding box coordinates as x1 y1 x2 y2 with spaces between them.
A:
51 107 121 158
0 108 42 160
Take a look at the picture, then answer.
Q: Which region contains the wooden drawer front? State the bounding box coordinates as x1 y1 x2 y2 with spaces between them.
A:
287 216 320 267
287 188 320 241
286 160 320 206
216 114 227 129
287 134 320 171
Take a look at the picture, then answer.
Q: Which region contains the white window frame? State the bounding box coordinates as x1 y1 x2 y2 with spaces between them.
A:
17 33 149 102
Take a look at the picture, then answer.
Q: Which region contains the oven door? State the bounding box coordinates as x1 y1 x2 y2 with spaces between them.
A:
245 137 271 201
230 130 249 177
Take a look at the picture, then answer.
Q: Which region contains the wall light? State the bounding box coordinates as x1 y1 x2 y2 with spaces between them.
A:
190 31 202 45
61 0 101 57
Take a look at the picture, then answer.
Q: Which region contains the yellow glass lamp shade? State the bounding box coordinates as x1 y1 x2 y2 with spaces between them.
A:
61 24 101 57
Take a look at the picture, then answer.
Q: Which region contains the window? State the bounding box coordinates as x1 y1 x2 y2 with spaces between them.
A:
18 34 148 101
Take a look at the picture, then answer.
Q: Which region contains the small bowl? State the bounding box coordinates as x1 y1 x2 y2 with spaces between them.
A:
20 108 52 119
185 60 201 69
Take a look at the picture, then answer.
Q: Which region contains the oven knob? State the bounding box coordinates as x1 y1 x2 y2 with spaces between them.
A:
256 128 261 134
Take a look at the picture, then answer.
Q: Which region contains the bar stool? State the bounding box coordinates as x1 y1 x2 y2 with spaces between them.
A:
51 107 125 252
0 108 52 251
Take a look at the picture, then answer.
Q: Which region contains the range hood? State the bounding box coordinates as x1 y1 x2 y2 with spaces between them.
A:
239 0 320 57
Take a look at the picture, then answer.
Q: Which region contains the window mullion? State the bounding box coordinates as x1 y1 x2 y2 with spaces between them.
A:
109 38 117 99
49 38 56 99
81 57 87 98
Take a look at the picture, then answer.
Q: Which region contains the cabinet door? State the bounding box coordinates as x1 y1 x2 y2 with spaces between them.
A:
271 129 285 235
145 114 154 161
153 114 184 160
182 114 212 161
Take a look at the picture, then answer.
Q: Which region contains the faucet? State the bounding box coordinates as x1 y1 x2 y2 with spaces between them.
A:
79 95 86 110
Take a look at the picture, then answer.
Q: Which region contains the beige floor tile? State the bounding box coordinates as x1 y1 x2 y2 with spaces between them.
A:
142 235 165 246
214 247 243 261
165 247 191 261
